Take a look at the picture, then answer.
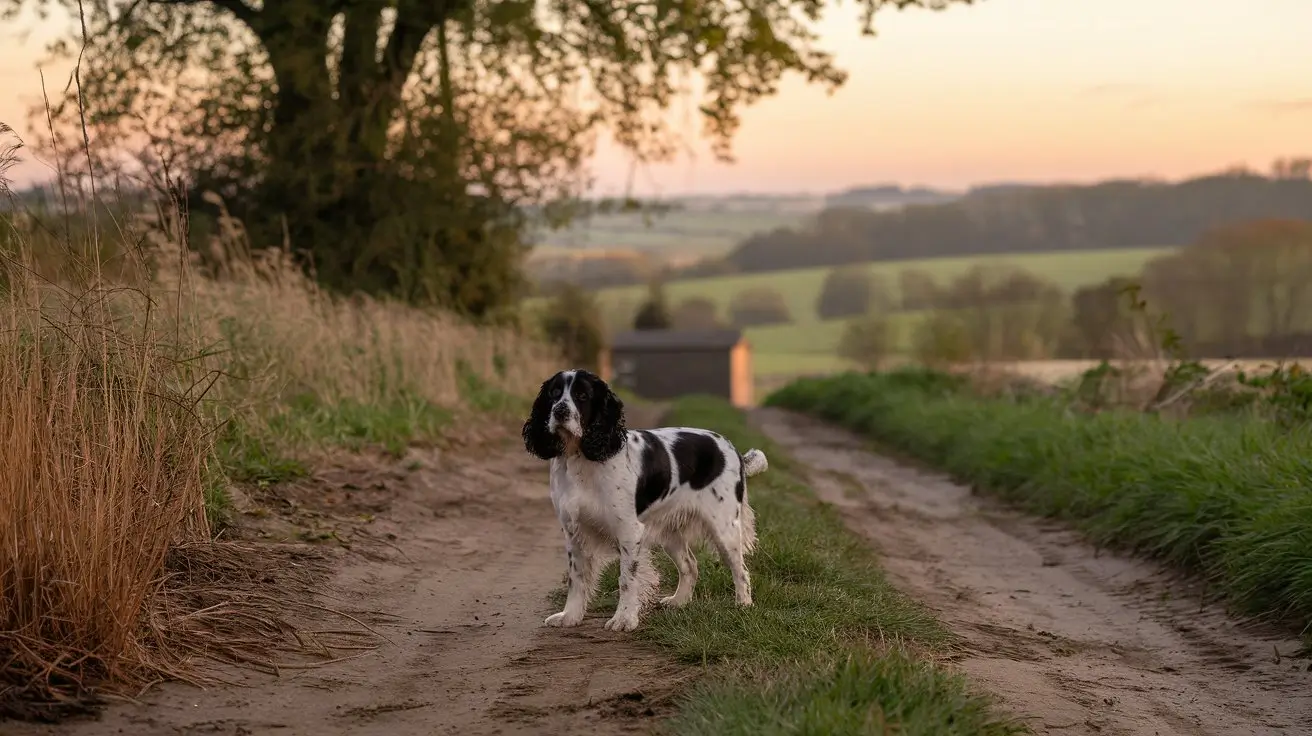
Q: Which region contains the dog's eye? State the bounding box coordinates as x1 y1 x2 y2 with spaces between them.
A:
550 387 562 398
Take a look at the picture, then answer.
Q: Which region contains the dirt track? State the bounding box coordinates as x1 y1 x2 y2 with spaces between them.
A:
11 407 1312 735
12 412 682 736
753 407 1312 736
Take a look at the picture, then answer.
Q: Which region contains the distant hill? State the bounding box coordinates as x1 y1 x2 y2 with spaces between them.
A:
720 172 1312 276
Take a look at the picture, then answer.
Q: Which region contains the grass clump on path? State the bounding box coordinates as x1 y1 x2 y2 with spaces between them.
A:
766 369 1312 635
573 395 1023 735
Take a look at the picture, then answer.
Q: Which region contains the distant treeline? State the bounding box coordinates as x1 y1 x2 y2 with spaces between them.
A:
723 172 1312 275
527 170 1312 290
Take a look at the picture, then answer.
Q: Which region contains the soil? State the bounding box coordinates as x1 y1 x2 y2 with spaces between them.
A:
11 403 1312 735
752 407 1312 736
8 406 683 736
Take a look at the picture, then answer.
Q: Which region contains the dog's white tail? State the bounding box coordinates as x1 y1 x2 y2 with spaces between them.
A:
738 449 767 555
742 448 768 477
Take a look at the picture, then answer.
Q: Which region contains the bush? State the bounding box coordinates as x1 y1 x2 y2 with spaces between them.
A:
816 265 893 320
729 286 792 327
767 369 1312 632
837 314 898 370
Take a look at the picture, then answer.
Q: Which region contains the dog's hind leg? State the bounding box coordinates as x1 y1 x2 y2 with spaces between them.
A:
710 507 753 607
659 538 699 608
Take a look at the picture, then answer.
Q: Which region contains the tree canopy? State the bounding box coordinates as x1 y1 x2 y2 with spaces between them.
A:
5 0 970 314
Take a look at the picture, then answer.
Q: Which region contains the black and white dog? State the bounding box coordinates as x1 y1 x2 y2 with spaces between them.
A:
522 369 769 632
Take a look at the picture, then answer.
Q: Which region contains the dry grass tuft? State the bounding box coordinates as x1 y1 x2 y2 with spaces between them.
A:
0 125 555 719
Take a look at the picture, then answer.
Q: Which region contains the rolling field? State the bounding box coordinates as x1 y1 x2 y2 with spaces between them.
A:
535 208 810 259
574 247 1178 377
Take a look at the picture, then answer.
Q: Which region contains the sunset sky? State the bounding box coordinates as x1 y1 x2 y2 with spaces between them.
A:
2 0 1310 196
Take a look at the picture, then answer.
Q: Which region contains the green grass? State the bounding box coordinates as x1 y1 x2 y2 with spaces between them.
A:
564 395 1023 735
536 209 809 258
527 247 1177 378
766 369 1312 635
209 362 523 523
594 247 1173 325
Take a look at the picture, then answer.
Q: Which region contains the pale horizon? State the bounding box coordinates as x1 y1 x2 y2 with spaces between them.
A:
3 0 1311 197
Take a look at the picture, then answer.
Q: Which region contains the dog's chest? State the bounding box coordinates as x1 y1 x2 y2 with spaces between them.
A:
551 457 635 525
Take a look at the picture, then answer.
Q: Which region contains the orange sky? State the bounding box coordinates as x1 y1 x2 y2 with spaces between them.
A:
2 0 1310 195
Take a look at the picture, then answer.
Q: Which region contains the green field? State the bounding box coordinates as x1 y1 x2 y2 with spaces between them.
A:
535 208 811 258
579 247 1178 376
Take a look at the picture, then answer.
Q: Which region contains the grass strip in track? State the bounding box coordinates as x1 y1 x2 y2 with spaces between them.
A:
561 395 1023 735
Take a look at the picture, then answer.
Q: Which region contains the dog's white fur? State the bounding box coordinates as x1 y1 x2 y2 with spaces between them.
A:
523 369 768 632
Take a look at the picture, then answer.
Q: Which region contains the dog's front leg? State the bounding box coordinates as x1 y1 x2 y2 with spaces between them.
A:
605 520 649 632
545 519 593 627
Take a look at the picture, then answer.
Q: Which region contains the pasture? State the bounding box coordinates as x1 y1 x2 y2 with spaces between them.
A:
574 246 1177 378
533 207 811 259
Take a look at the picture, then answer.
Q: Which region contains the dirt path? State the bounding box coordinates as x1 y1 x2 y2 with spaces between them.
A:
753 408 1312 736
14 418 681 735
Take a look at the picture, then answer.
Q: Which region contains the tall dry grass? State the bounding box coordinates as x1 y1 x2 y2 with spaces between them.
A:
0 123 557 717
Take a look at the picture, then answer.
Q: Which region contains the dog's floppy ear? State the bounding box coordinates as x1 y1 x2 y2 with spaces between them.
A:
523 375 564 460
579 372 627 463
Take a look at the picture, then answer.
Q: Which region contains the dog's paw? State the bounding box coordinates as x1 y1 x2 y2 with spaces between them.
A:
735 593 753 607
659 594 691 608
603 610 640 632
544 610 583 627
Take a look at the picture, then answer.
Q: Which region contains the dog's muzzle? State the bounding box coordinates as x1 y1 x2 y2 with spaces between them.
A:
549 403 572 432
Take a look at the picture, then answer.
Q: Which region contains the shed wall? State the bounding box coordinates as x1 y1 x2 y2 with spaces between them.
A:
609 348 733 401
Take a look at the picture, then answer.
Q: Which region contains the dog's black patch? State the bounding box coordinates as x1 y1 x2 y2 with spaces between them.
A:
734 453 746 502
671 431 725 490
634 430 673 516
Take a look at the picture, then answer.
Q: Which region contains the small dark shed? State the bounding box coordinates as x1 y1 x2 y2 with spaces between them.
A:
600 329 753 407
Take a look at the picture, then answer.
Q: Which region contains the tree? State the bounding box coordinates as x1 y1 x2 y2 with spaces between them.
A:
838 314 897 369
1139 219 1312 353
671 297 725 330
538 284 605 369
816 265 893 319
912 311 972 366
632 279 672 330
898 269 941 310
11 0 972 313
933 264 1068 360
1066 276 1144 358
729 286 791 327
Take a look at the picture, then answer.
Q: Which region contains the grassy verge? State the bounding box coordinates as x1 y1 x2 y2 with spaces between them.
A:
1 172 554 714
766 369 1312 635
565 396 1022 735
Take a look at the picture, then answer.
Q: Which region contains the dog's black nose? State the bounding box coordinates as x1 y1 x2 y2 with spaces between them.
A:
552 403 569 419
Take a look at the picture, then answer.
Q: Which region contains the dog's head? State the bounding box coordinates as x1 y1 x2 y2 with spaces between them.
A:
522 369 626 463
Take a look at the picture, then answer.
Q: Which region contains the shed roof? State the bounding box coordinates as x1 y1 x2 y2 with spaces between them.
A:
609 329 744 351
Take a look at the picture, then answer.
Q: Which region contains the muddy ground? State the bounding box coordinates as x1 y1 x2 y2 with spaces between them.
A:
10 406 1312 735
755 408 1312 736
